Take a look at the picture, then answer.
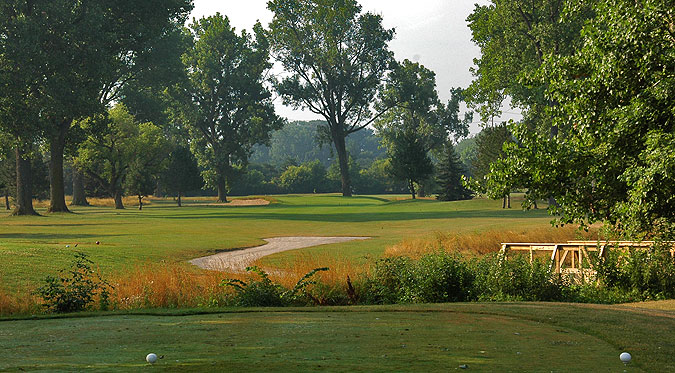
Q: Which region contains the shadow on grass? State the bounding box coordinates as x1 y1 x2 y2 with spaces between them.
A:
0 233 127 240
152 209 549 223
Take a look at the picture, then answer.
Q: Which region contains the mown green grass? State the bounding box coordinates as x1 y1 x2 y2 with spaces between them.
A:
2 301 671 372
0 195 554 289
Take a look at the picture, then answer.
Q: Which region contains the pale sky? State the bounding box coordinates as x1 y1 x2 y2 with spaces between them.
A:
189 1 519 134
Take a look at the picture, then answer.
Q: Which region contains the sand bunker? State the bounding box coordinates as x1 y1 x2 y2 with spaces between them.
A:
199 198 271 207
189 236 370 272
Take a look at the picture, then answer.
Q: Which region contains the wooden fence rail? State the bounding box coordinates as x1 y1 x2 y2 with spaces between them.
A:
500 241 675 275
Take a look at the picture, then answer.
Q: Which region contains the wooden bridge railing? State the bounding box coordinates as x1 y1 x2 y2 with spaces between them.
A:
500 241 675 274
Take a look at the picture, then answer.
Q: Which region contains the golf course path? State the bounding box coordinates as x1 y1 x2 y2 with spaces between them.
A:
189 236 370 272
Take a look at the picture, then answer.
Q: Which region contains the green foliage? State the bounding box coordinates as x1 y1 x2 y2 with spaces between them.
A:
465 0 593 122
386 130 434 199
222 266 329 307
473 254 565 301
75 105 167 208
375 61 471 199
123 123 170 205
436 142 473 201
594 247 675 300
267 0 395 196
404 253 474 303
175 14 283 201
360 252 563 304
162 145 204 201
35 252 112 313
357 158 407 194
278 160 329 193
359 256 410 304
474 1 674 238
471 124 512 183
250 121 386 169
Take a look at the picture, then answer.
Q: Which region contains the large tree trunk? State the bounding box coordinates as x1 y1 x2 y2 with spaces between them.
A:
4 189 10 210
333 132 352 197
507 193 511 208
47 123 70 213
12 147 38 216
70 168 89 206
216 173 227 203
502 195 506 209
409 179 416 200
113 190 124 209
177 192 182 207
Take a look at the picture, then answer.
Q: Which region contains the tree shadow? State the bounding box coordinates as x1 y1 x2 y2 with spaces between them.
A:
154 208 549 223
0 233 127 240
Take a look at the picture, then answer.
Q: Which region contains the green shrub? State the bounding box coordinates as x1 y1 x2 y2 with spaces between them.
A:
402 253 474 303
359 253 474 304
595 246 675 299
470 253 565 301
222 266 329 307
358 256 411 304
35 252 112 313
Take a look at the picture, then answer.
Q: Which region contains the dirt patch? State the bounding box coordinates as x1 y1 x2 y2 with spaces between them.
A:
189 236 369 272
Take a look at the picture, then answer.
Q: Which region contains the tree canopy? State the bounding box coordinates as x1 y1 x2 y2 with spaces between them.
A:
485 0 675 239
267 0 395 196
174 14 284 202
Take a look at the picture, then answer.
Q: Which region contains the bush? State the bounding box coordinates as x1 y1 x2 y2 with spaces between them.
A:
278 161 329 193
359 253 474 304
35 252 112 313
473 253 566 301
358 256 411 304
402 253 474 303
222 266 329 307
594 246 675 299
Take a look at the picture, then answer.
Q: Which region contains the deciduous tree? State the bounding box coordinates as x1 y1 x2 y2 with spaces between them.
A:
75 105 167 209
489 0 675 239
267 0 395 196
175 14 283 202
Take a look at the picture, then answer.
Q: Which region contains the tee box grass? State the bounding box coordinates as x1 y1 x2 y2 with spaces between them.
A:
1 302 672 371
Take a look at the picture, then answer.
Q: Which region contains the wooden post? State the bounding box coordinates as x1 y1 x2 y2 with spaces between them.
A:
555 245 561 273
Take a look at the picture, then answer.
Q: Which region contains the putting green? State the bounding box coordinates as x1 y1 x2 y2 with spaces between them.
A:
0 310 635 372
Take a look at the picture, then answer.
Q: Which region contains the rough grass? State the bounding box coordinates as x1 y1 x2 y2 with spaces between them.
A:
1 302 671 372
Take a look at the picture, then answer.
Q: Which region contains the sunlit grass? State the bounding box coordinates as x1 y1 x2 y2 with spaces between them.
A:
1 194 559 290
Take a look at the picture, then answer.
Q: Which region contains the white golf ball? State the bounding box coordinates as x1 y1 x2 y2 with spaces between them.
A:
146 353 158 364
65 245 70 248
620 352 631 363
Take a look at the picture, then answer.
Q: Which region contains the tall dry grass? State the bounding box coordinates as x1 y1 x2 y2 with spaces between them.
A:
110 263 226 309
108 254 365 309
251 252 366 288
384 226 601 258
0 286 40 316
